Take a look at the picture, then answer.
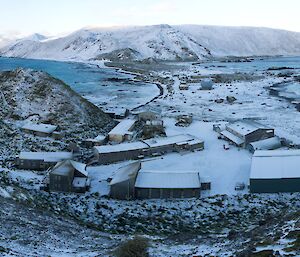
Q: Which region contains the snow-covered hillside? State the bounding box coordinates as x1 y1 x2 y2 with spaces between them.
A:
176 25 300 57
0 68 114 137
0 25 211 61
1 24 300 61
0 35 15 48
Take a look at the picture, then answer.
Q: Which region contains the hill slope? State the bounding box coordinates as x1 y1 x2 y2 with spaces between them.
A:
0 25 211 61
176 25 300 57
0 68 114 136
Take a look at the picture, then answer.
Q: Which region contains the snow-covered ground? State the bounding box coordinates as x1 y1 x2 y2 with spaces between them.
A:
0 54 300 256
141 60 300 144
87 119 252 197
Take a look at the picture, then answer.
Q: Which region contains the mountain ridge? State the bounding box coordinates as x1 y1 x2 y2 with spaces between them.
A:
1 24 300 61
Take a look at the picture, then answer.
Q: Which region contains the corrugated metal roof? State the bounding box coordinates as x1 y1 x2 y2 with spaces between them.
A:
70 160 88 177
94 134 204 154
135 170 200 189
220 130 244 145
254 150 300 157
51 160 87 176
226 120 271 136
110 162 141 185
94 141 148 154
19 152 73 162
249 137 281 151
251 150 300 179
108 119 135 135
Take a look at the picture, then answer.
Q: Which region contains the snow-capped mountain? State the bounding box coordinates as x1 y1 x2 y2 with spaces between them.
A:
0 35 15 48
1 24 300 61
20 33 48 42
176 25 300 57
0 25 211 61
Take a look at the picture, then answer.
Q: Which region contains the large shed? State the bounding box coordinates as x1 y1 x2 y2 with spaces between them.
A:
49 160 89 193
94 134 204 164
109 162 142 200
250 150 300 193
221 120 274 147
16 152 73 171
135 170 201 199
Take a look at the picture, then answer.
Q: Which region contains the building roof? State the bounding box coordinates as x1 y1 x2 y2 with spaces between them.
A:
249 137 281 151
143 134 202 148
94 134 203 154
226 120 272 136
108 119 136 136
22 123 57 134
51 160 87 176
135 170 201 189
250 150 300 179
220 130 244 145
94 135 106 141
110 162 141 185
18 152 73 162
94 141 148 154
70 160 88 177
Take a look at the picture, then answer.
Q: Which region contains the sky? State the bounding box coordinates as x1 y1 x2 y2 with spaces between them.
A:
1 0 300 38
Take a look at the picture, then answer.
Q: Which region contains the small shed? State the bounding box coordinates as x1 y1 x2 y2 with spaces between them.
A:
106 108 129 119
21 123 58 138
108 119 136 143
135 170 201 199
179 84 189 90
137 111 159 122
16 152 73 171
201 79 213 90
83 134 107 147
49 160 89 193
109 162 141 200
250 150 300 193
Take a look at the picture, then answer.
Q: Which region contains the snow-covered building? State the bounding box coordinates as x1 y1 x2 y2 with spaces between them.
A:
109 162 141 200
109 162 201 199
16 152 73 171
220 120 274 147
135 170 201 199
49 160 89 193
250 150 300 193
94 134 204 164
21 123 58 138
108 119 136 143
247 137 282 153
137 111 159 122
83 134 107 147
106 108 129 119
179 83 189 90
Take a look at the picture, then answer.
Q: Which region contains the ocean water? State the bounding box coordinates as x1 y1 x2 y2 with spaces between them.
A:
0 57 159 111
